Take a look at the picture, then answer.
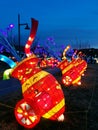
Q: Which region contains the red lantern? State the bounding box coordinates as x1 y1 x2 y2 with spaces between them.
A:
11 56 65 128
58 58 87 86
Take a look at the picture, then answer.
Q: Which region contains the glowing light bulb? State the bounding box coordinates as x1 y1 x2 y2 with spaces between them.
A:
26 44 30 48
28 37 33 41
57 114 64 122
24 112 28 116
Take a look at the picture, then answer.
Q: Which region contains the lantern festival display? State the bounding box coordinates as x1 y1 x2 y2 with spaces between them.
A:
10 18 66 128
58 46 87 86
58 57 87 86
0 17 87 129
11 56 65 128
39 57 60 68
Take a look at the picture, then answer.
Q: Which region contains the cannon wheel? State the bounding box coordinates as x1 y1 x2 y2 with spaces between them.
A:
14 99 40 128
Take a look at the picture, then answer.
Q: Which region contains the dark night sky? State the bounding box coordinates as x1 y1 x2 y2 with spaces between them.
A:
0 0 98 48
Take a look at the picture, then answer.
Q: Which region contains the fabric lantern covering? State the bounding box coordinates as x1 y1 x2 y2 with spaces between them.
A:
58 58 87 86
11 56 65 128
58 59 69 70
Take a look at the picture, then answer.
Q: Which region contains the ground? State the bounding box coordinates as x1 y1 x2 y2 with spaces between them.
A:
0 63 98 130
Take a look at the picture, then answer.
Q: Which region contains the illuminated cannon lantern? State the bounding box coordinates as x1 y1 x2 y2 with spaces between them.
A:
57 45 87 86
11 56 65 128
40 57 60 68
58 58 87 86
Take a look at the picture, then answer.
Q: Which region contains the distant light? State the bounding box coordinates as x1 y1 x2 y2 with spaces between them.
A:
9 24 14 28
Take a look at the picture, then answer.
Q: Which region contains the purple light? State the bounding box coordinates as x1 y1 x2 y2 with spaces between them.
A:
9 24 14 28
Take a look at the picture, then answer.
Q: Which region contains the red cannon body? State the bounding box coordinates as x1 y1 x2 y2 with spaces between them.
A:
58 58 87 86
11 56 65 128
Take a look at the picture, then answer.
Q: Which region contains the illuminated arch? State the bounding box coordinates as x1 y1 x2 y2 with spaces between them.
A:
0 54 16 68
3 68 13 80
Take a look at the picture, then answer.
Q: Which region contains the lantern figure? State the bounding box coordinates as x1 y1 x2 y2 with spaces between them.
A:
3 17 87 129
40 57 59 68
11 56 65 128
58 58 87 86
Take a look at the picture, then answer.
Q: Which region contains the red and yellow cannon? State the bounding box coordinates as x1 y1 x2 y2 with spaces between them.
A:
10 17 66 127
3 18 64 129
11 56 65 128
58 47 87 86
60 58 87 86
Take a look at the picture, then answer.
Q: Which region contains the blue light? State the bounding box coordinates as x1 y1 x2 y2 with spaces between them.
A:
0 54 16 68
